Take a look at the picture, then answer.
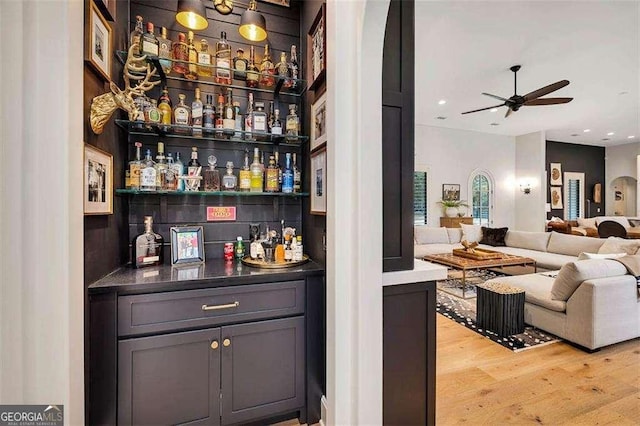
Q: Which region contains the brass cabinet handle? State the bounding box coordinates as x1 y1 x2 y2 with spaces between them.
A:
201 301 240 311
211 340 219 350
223 338 231 347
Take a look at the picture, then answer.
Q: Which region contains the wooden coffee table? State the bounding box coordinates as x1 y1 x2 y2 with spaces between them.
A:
423 251 536 299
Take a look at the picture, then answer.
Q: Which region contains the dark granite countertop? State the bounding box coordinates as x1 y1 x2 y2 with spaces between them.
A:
88 259 324 295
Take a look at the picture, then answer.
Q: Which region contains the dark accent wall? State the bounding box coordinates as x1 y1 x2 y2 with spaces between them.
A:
382 0 414 272
546 140 605 219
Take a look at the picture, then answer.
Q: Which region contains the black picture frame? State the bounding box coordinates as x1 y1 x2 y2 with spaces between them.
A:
308 3 326 91
94 0 116 22
170 226 205 265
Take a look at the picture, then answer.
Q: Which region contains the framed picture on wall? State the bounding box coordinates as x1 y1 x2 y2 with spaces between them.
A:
94 0 116 22
550 186 563 209
170 226 205 266
260 0 290 7
308 3 326 91
442 184 460 201
84 143 113 215
550 163 562 185
310 91 327 151
310 147 327 215
86 0 112 81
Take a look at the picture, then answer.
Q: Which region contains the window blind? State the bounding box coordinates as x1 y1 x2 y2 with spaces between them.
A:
567 179 580 220
414 171 427 225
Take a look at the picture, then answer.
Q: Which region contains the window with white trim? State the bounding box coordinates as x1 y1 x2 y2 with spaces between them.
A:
469 171 493 226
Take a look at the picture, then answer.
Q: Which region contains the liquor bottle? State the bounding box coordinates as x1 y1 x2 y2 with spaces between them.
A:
132 216 164 268
187 147 202 191
271 109 283 135
233 48 248 80
215 31 232 85
286 104 299 141
233 101 243 139
215 93 225 136
249 147 263 192
267 101 275 132
145 99 161 125
140 149 157 192
259 44 275 87
158 88 172 132
282 152 294 193
293 235 303 261
288 45 299 89
274 149 282 191
239 149 251 192
173 94 191 134
252 101 268 137
130 15 144 56
223 89 235 131
186 31 198 79
235 236 245 260
246 46 259 88
154 142 168 190
203 155 220 191
129 142 143 190
164 153 177 191
197 39 212 77
141 22 159 57
203 94 215 135
132 95 148 129
157 27 172 74
245 92 254 140
173 152 185 191
192 88 203 137
292 153 301 193
276 51 289 85
265 155 279 192
172 33 189 76
222 161 237 191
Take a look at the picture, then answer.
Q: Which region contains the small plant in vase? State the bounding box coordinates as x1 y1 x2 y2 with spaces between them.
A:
437 199 469 218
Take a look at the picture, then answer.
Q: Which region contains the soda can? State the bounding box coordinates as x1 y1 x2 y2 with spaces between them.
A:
224 242 234 261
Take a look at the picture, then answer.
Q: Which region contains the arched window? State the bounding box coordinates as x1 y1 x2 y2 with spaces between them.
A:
469 170 494 226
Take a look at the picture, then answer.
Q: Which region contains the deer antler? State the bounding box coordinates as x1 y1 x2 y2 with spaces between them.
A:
123 44 160 96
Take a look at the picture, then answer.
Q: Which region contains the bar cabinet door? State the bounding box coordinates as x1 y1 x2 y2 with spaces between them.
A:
118 328 222 426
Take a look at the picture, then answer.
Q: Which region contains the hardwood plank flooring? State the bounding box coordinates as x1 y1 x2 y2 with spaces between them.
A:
436 315 640 425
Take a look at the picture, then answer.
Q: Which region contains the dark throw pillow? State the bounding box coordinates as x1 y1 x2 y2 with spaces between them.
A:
480 227 508 246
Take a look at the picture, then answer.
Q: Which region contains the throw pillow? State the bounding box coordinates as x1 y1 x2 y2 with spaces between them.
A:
551 259 628 301
479 227 508 246
577 252 627 260
598 237 640 256
577 217 597 228
414 226 450 244
460 223 482 243
446 227 463 244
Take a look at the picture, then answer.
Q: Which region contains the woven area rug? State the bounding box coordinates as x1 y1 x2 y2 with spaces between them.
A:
436 271 562 352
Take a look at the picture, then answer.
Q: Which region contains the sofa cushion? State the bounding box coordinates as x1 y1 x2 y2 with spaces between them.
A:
578 252 628 260
504 230 550 252
577 217 597 228
480 227 508 246
414 243 456 258
460 223 482 243
447 227 463 244
596 216 631 228
494 246 575 270
483 273 566 312
598 237 640 255
415 226 449 244
547 232 605 257
550 259 628 301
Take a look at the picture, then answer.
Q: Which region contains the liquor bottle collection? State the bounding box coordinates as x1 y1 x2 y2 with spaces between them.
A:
130 15 300 89
126 143 302 194
224 222 304 264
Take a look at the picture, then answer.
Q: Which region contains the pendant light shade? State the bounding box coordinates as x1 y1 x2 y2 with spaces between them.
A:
239 0 267 42
176 0 208 31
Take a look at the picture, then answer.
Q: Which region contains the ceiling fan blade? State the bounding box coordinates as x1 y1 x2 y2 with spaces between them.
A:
523 80 570 101
505 108 513 118
482 92 509 102
524 97 573 106
461 104 505 115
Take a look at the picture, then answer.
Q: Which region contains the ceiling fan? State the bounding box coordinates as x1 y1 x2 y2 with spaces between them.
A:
461 65 573 118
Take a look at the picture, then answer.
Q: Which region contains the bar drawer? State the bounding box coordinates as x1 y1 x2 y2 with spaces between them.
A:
118 281 305 337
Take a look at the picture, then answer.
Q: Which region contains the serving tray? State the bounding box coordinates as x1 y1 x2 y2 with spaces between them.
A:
452 248 503 260
241 255 310 269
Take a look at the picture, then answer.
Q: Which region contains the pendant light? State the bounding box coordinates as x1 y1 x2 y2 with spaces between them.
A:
176 0 209 31
239 0 267 42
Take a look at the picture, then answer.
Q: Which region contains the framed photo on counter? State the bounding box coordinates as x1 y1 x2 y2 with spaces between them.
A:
84 143 113 215
170 226 205 266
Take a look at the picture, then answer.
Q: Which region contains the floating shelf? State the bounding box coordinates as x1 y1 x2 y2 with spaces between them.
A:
116 189 309 197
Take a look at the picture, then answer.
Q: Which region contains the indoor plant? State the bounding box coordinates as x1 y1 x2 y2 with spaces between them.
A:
437 199 469 218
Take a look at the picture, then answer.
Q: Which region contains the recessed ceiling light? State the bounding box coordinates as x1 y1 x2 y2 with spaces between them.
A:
436 116 447 120
438 100 447 105
490 108 498 112
490 122 499 126
619 91 629 95
571 133 579 137
629 136 636 139
583 129 591 133
607 132 615 136
602 138 610 141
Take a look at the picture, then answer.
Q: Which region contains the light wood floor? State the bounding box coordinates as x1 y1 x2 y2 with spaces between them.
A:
437 315 640 425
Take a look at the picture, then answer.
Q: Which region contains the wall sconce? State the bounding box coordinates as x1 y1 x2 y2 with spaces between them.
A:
520 183 531 194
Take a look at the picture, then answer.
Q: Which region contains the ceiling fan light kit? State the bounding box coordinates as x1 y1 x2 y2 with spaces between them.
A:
462 65 573 117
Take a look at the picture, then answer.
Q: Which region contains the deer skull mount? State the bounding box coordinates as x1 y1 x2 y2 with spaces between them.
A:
90 43 161 134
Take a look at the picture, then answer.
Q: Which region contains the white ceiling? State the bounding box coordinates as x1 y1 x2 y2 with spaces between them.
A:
415 1 640 146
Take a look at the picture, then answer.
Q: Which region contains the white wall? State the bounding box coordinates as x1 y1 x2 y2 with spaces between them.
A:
605 142 640 216
0 1 84 424
415 125 516 228
515 131 547 231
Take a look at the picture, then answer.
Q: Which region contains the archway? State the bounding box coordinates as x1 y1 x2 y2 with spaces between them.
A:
610 176 637 216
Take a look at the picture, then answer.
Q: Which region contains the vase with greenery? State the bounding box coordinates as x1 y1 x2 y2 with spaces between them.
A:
437 199 469 218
